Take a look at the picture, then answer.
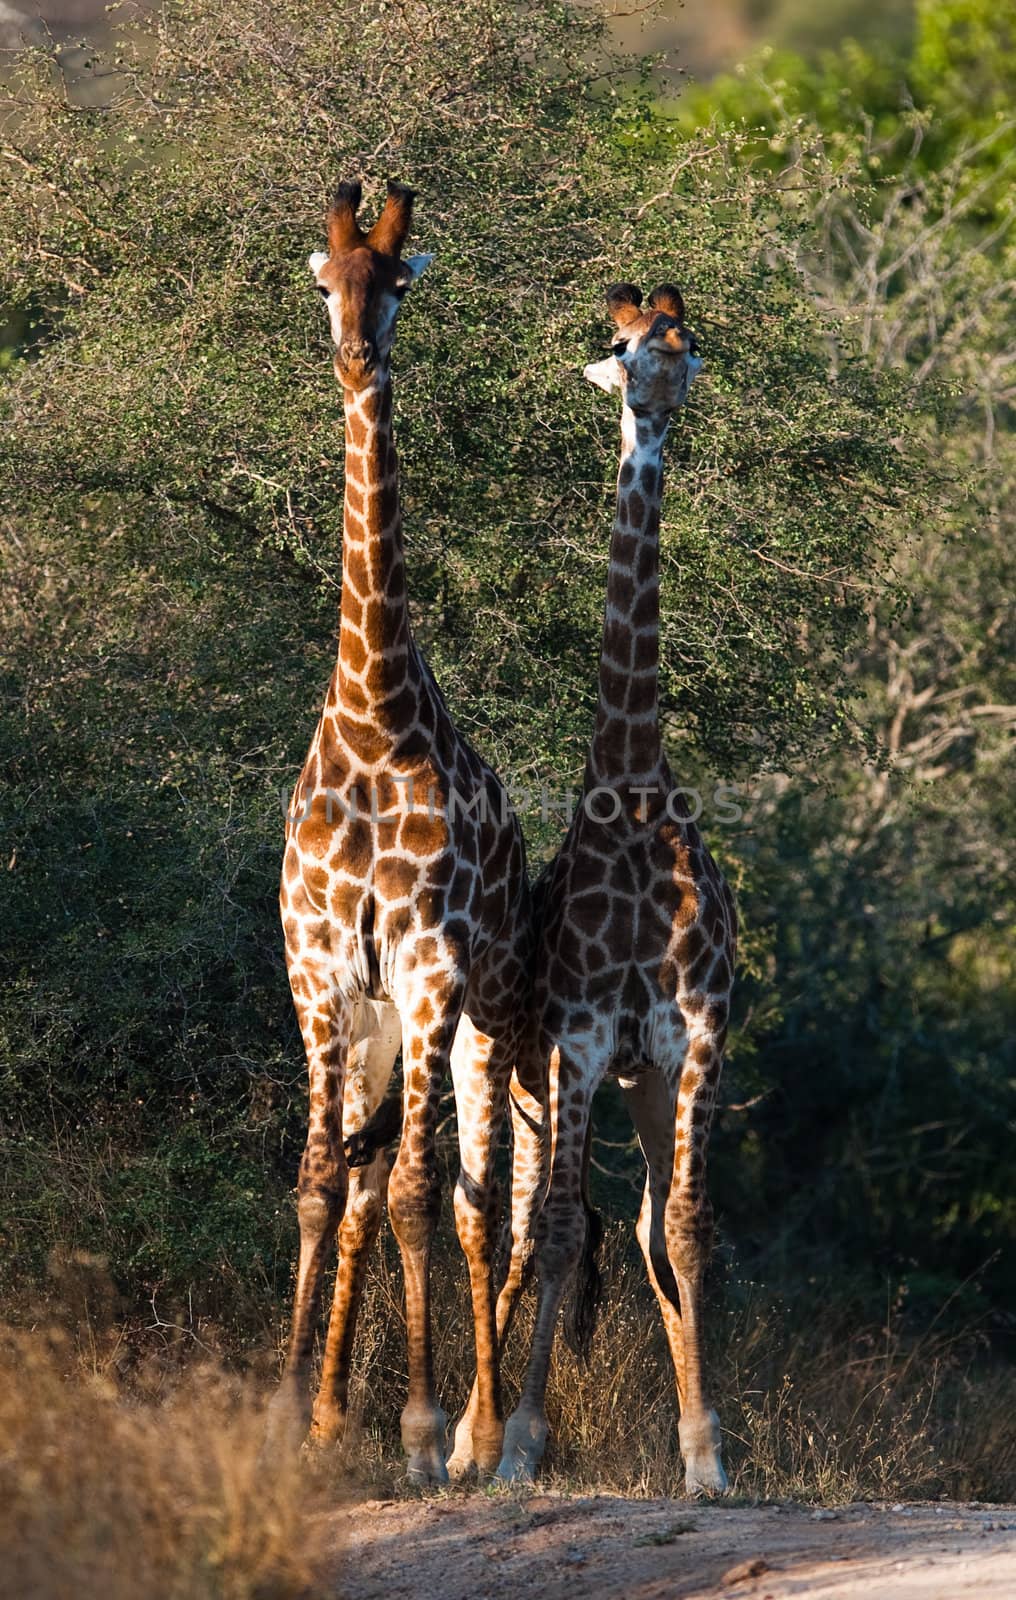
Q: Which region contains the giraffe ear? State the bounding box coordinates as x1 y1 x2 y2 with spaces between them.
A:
401 252 433 282
308 251 328 277
583 355 622 393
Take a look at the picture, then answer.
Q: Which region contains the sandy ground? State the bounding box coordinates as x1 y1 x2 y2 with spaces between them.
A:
336 1493 1016 1599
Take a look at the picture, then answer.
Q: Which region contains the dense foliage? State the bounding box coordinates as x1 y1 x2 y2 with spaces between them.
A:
676 0 1016 1318
0 0 1011 1345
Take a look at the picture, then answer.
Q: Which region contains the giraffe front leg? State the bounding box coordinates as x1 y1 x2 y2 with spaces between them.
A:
310 1005 402 1448
444 1015 516 1478
387 982 465 1486
448 1060 548 1479
266 987 352 1458
668 1030 727 1494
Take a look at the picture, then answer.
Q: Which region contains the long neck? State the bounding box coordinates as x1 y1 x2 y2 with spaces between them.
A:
335 372 417 727
588 404 670 786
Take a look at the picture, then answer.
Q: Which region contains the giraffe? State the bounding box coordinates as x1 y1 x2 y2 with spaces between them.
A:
492 280 736 1493
268 179 532 1485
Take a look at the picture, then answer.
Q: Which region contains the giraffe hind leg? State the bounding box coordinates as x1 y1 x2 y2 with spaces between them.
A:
498 1050 597 1483
622 1057 728 1494
447 1059 549 1479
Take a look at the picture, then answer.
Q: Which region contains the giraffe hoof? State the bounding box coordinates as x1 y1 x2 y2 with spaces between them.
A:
308 1406 347 1449
684 1460 729 1496
446 1413 476 1481
406 1452 451 1489
402 1403 449 1487
680 1409 728 1495
262 1385 310 1462
495 1408 547 1484
446 1450 476 1484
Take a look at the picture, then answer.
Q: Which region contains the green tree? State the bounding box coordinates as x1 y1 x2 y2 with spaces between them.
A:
663 0 1016 1314
0 0 980 1326
676 0 1016 204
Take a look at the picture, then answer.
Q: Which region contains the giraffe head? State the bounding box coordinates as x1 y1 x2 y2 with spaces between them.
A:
584 283 701 416
309 179 432 390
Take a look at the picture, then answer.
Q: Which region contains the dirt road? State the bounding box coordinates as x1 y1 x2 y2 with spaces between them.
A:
337 1494 1016 1599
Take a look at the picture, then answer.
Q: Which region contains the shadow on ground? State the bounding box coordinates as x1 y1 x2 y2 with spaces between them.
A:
335 1495 1016 1600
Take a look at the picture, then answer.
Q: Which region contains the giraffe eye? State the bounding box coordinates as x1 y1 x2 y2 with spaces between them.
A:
316 284 330 299
612 340 628 356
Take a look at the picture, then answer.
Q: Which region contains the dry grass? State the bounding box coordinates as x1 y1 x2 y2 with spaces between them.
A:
342 1223 1016 1504
0 1265 332 1600
3 1227 1012 1600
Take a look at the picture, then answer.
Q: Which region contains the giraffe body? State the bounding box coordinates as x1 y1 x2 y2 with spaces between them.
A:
271 182 531 1484
456 282 736 1493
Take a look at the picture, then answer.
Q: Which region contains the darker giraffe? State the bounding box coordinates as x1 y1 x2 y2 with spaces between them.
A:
478 281 736 1492
269 180 532 1484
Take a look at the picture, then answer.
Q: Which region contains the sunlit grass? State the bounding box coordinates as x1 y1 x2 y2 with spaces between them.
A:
0 1291 332 1600
4 1225 1013 1600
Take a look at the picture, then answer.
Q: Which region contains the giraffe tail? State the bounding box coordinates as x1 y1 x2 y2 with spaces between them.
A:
563 1119 605 1366
343 1094 402 1168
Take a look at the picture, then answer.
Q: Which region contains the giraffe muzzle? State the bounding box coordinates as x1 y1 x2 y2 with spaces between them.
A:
337 339 378 385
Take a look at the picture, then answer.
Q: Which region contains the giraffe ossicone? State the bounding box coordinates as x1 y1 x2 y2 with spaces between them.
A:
269 178 533 1487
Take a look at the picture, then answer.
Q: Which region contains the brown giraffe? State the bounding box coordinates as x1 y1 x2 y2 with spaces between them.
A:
268 180 532 1485
487 281 735 1492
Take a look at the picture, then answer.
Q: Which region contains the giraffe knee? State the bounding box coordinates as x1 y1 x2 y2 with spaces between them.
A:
455 1165 497 1217
536 1195 585 1275
664 1194 714 1277
297 1137 346 1208
636 1195 678 1301
454 1176 495 1262
388 1163 440 1250
339 1173 384 1248
297 1188 343 1243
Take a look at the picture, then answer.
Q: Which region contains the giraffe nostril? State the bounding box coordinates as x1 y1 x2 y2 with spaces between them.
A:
338 340 378 378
